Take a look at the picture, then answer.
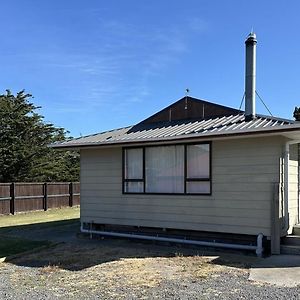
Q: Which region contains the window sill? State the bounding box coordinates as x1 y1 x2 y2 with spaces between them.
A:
122 192 212 196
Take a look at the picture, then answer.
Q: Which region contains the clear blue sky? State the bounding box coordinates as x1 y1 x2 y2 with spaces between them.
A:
0 1 300 136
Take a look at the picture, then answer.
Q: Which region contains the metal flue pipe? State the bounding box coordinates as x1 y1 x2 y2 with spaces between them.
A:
245 32 257 121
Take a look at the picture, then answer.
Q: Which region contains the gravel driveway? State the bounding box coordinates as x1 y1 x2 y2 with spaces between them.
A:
0 220 300 299
0 239 300 300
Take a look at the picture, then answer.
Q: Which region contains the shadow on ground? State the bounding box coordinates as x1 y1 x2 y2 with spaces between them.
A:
3 219 300 273
0 218 259 271
0 218 80 243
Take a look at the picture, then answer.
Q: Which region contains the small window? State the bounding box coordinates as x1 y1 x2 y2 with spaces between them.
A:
124 148 144 193
186 144 210 179
125 148 143 179
186 144 211 194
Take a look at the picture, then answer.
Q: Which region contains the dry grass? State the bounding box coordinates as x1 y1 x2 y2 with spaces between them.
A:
6 241 231 298
39 264 61 274
9 256 218 298
0 207 256 298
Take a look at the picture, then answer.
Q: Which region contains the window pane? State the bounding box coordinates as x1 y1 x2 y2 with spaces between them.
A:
125 148 143 179
124 181 144 193
145 145 184 193
187 144 210 179
186 181 210 194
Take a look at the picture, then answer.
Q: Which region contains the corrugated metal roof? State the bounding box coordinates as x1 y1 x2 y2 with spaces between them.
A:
51 113 300 149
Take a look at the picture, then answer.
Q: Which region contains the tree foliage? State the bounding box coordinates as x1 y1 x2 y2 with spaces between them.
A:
0 90 79 182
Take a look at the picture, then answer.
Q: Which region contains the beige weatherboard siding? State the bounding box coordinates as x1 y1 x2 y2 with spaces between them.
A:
80 136 285 237
288 143 299 233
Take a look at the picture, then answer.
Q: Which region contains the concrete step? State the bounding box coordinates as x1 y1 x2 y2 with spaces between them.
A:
280 245 300 255
293 224 300 235
281 235 300 246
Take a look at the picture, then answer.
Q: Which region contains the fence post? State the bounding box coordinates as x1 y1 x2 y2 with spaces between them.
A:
69 182 73 207
10 182 15 215
43 182 48 211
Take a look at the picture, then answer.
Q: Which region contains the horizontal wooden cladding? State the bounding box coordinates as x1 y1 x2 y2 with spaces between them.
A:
80 197 271 210
213 166 278 176
213 155 280 165
81 176 121 184
81 204 269 219
212 175 277 184
81 148 121 162
81 183 122 192
211 183 274 192
82 157 278 176
288 143 299 232
82 210 269 228
81 173 277 185
81 189 272 200
80 163 120 172
80 136 282 237
81 216 270 236
213 137 283 154
81 182 275 193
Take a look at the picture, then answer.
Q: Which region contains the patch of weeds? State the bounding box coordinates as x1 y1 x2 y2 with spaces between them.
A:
39 264 60 274
174 255 218 279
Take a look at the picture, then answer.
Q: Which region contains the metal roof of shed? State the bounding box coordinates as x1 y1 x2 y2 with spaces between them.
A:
51 112 300 149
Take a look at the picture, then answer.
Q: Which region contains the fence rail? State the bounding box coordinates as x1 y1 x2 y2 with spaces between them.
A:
0 182 80 215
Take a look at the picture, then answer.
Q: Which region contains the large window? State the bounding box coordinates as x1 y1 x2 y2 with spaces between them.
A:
123 143 211 195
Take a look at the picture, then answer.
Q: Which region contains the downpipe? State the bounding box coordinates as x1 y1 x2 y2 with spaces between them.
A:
81 224 264 257
283 142 290 232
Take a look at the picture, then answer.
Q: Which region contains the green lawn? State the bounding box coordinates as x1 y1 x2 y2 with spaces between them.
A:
0 207 80 258
0 206 80 228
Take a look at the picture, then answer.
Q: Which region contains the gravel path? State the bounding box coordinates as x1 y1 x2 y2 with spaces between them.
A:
1 242 300 300
148 270 300 300
1 261 300 300
1 219 300 299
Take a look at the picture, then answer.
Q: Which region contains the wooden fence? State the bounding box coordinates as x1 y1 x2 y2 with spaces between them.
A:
0 182 80 215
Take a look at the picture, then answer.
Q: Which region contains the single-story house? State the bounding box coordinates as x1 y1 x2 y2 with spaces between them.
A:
52 33 300 255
